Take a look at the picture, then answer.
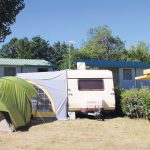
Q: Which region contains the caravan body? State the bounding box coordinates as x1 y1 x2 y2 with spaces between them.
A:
67 70 115 113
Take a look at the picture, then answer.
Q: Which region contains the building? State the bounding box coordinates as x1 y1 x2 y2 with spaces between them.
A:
0 58 55 77
77 60 150 89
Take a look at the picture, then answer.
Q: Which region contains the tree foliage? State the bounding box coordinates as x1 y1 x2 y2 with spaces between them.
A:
0 36 70 69
82 25 126 60
51 42 68 69
0 25 150 69
0 36 51 60
127 41 150 63
59 48 77 70
0 0 25 42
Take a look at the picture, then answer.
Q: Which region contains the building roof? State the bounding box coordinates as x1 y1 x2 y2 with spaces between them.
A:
77 60 150 68
0 58 54 67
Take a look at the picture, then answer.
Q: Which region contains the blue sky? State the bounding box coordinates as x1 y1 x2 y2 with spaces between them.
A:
1 0 150 48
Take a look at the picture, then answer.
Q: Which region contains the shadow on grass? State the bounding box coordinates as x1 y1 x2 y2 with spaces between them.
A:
17 118 56 132
76 111 124 121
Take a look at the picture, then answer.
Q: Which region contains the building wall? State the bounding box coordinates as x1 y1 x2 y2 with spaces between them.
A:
0 66 53 77
0 66 4 77
119 68 136 89
22 67 38 73
119 68 150 89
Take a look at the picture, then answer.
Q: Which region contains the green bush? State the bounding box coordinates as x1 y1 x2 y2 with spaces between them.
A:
114 87 124 116
121 87 150 120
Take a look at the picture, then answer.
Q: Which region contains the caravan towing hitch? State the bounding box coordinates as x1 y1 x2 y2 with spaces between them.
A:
94 108 104 121
88 108 104 121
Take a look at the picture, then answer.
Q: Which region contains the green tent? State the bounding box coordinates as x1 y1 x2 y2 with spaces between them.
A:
0 77 37 131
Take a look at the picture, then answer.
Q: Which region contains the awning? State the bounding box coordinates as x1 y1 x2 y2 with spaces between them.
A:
135 74 150 80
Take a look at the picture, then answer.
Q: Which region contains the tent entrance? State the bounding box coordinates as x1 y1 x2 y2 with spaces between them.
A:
0 112 15 132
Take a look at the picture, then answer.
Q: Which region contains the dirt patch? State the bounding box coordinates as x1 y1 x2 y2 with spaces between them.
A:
0 117 150 150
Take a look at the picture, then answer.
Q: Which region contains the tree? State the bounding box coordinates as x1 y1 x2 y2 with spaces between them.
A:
82 25 126 60
30 36 52 61
0 37 71 69
54 42 79 70
127 41 150 62
59 48 78 69
0 36 52 60
50 42 68 68
0 0 25 42
60 26 127 69
0 37 18 58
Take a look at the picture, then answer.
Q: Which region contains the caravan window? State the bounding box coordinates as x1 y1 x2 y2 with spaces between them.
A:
78 79 104 91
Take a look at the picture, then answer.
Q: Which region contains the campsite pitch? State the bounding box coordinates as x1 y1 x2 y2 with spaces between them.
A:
0 117 150 150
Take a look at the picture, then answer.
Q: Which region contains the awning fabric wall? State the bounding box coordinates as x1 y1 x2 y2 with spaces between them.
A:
17 71 68 120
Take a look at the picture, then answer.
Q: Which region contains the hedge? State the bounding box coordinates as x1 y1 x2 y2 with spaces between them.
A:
121 87 150 120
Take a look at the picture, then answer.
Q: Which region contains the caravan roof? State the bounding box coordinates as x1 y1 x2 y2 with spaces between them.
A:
67 70 113 79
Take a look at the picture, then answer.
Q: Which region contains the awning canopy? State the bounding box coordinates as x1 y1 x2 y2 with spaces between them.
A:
135 74 150 80
17 70 68 120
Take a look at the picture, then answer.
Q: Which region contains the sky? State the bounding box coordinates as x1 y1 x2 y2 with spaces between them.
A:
1 0 150 49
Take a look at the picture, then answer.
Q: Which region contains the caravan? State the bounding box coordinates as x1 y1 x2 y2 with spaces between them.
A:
17 70 115 119
67 70 115 114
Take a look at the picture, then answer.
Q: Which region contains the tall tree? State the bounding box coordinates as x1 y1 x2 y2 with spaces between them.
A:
0 37 18 58
82 25 126 60
0 0 25 42
51 42 68 67
30 36 52 60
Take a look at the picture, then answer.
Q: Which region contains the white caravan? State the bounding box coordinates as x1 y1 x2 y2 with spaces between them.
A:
67 70 115 114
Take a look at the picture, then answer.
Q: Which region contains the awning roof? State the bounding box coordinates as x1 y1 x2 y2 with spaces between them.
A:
135 75 150 80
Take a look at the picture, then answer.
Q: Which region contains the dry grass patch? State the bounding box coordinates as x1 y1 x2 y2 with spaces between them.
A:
0 117 150 150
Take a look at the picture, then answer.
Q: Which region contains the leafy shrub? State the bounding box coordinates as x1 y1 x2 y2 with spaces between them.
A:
121 87 150 120
114 87 124 116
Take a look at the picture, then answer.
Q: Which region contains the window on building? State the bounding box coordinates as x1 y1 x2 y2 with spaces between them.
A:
123 69 132 80
4 67 16 76
78 79 104 91
38 68 48 72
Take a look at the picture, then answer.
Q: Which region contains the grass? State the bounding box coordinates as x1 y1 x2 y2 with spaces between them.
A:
0 117 150 150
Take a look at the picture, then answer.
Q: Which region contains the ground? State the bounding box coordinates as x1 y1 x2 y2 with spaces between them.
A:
0 117 150 150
